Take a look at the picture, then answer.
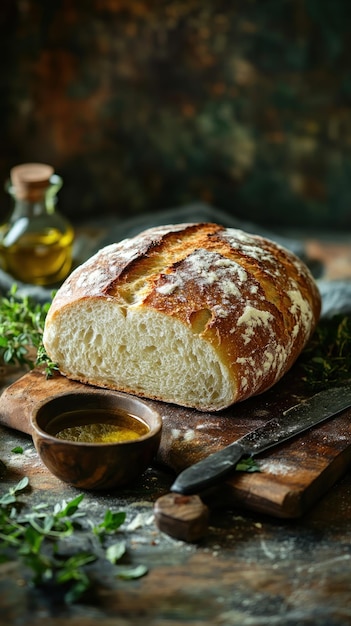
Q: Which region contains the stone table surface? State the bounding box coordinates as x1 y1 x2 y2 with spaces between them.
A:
1 410 351 626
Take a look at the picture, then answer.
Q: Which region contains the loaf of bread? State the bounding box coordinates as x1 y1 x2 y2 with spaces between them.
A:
43 223 321 411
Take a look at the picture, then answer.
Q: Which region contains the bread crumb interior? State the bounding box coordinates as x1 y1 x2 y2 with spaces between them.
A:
46 300 235 410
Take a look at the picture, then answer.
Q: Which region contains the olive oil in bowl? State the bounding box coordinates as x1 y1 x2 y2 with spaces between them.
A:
31 391 162 490
52 408 150 444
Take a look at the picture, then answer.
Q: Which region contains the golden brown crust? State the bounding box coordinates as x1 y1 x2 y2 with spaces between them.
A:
45 223 321 406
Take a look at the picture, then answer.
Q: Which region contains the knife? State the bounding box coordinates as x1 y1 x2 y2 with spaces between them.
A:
154 385 351 541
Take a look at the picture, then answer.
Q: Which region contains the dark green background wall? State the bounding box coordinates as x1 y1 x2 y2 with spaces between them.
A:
1 0 351 230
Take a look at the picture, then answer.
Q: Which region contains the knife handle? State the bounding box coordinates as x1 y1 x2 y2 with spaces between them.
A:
154 444 246 542
170 442 245 494
154 492 210 542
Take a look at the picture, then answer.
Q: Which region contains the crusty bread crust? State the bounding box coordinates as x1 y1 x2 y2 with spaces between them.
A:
43 223 321 411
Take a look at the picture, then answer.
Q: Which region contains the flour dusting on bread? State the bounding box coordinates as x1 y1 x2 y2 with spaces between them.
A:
43 223 321 411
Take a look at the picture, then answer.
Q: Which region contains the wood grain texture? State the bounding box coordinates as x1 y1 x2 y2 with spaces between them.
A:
1 367 351 518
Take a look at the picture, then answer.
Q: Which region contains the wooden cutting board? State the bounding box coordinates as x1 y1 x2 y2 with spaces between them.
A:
1 367 351 519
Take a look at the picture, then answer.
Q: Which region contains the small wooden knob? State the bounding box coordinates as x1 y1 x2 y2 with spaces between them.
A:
154 492 209 542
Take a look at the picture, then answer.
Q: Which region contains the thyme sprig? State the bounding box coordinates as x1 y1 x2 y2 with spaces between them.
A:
0 285 57 376
298 314 351 391
0 478 147 604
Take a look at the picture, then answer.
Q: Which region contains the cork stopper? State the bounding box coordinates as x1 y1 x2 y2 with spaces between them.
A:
10 163 54 200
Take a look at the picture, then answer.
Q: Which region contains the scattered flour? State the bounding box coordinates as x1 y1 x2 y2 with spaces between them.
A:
258 459 295 476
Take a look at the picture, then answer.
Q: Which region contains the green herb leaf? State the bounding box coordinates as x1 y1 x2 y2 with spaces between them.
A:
236 457 260 473
93 509 126 540
56 552 97 583
102 509 126 532
0 476 29 505
116 564 148 580
14 476 29 492
11 446 23 454
56 493 85 518
21 527 44 554
106 541 126 564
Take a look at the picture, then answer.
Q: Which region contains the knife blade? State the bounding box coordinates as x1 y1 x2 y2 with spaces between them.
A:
171 385 351 495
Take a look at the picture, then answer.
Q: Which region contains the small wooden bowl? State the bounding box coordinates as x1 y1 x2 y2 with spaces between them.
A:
30 391 162 490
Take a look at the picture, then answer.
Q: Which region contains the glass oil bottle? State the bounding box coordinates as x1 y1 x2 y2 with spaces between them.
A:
0 163 74 285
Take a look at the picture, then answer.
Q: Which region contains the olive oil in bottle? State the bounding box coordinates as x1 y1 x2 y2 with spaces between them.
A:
0 163 74 285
